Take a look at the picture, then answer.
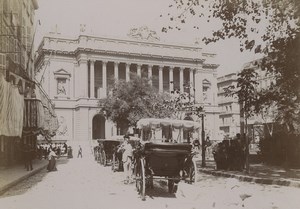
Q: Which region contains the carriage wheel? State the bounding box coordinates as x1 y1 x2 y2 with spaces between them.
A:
168 180 178 193
135 158 146 201
98 150 103 165
102 150 107 166
188 159 198 184
168 180 174 193
112 154 116 171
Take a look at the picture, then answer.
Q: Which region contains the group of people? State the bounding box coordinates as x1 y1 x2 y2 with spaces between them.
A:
212 133 246 171
22 142 74 172
36 143 69 160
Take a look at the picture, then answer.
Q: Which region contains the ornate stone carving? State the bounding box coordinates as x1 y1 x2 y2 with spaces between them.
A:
57 79 66 95
127 26 160 42
57 116 68 136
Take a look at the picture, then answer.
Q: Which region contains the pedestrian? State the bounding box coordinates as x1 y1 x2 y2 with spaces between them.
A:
24 144 33 171
118 135 133 184
63 143 68 155
47 148 57 172
77 145 83 158
192 138 200 150
67 146 73 158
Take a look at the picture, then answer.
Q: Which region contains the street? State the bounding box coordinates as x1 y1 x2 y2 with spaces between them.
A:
1 150 300 209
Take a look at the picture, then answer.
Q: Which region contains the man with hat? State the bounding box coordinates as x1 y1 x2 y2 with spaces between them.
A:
118 134 133 184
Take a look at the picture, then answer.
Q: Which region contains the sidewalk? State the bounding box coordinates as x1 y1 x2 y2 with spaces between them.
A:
0 159 49 195
196 159 300 188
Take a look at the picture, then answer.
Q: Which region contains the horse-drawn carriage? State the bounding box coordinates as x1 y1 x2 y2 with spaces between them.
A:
96 139 122 168
134 118 200 200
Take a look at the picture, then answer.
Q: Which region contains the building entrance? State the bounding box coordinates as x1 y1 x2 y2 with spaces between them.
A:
92 114 105 139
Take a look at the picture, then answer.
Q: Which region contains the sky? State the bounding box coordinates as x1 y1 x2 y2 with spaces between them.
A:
34 0 261 77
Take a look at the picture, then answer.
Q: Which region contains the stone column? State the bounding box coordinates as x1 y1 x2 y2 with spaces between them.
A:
114 62 119 80
159 66 163 92
137 64 141 77
79 59 88 97
189 68 194 98
169 66 174 93
102 61 107 97
148 65 152 86
179 67 184 93
194 67 203 103
90 60 95 98
126 63 130 82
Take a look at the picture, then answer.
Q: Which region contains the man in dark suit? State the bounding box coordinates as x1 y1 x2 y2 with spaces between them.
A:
24 144 33 171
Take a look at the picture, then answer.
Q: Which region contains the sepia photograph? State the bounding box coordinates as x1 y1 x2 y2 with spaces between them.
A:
0 0 299 208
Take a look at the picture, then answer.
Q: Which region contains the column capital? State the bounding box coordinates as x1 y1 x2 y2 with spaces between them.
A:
89 59 95 64
102 60 108 65
78 59 88 65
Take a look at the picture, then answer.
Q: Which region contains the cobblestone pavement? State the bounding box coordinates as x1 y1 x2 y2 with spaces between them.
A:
0 152 300 209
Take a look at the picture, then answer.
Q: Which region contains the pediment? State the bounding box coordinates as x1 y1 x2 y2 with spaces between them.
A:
54 68 71 77
203 79 211 85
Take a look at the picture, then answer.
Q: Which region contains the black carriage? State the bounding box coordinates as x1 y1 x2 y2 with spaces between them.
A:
97 139 122 169
134 118 199 201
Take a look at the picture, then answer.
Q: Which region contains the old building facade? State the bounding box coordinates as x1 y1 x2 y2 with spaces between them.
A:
217 73 240 139
35 29 220 144
0 0 57 166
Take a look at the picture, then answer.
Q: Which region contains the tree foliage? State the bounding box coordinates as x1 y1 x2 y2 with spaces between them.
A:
164 84 206 120
259 34 300 133
162 0 299 52
226 68 259 117
162 0 300 135
98 75 173 129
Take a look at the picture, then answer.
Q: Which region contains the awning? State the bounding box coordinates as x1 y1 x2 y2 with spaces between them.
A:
137 118 200 130
0 74 24 137
35 84 58 137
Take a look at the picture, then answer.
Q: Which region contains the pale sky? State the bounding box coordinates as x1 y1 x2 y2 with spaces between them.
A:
34 0 261 76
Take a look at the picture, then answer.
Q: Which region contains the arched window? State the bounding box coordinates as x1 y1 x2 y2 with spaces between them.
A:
92 114 105 139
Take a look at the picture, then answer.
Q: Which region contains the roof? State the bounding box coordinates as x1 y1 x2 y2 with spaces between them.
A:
137 118 200 129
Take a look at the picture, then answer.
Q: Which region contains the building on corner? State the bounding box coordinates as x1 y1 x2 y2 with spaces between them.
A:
34 27 221 145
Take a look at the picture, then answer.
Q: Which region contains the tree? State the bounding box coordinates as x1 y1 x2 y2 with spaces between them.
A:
259 34 300 134
225 68 259 172
162 0 300 135
98 75 173 132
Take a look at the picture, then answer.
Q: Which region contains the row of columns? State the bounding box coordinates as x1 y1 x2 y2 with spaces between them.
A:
87 60 195 99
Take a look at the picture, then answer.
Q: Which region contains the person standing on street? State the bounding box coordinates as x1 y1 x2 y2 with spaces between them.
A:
24 144 33 171
47 148 57 172
68 146 73 158
77 145 83 158
118 135 133 184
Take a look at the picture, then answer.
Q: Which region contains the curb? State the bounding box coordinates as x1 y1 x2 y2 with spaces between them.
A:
0 164 48 196
199 168 300 188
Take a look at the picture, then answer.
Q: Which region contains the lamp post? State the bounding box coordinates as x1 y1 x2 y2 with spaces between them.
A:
183 82 206 167
201 113 206 167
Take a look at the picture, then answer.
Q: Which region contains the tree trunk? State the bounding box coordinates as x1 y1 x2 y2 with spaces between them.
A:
201 114 206 167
